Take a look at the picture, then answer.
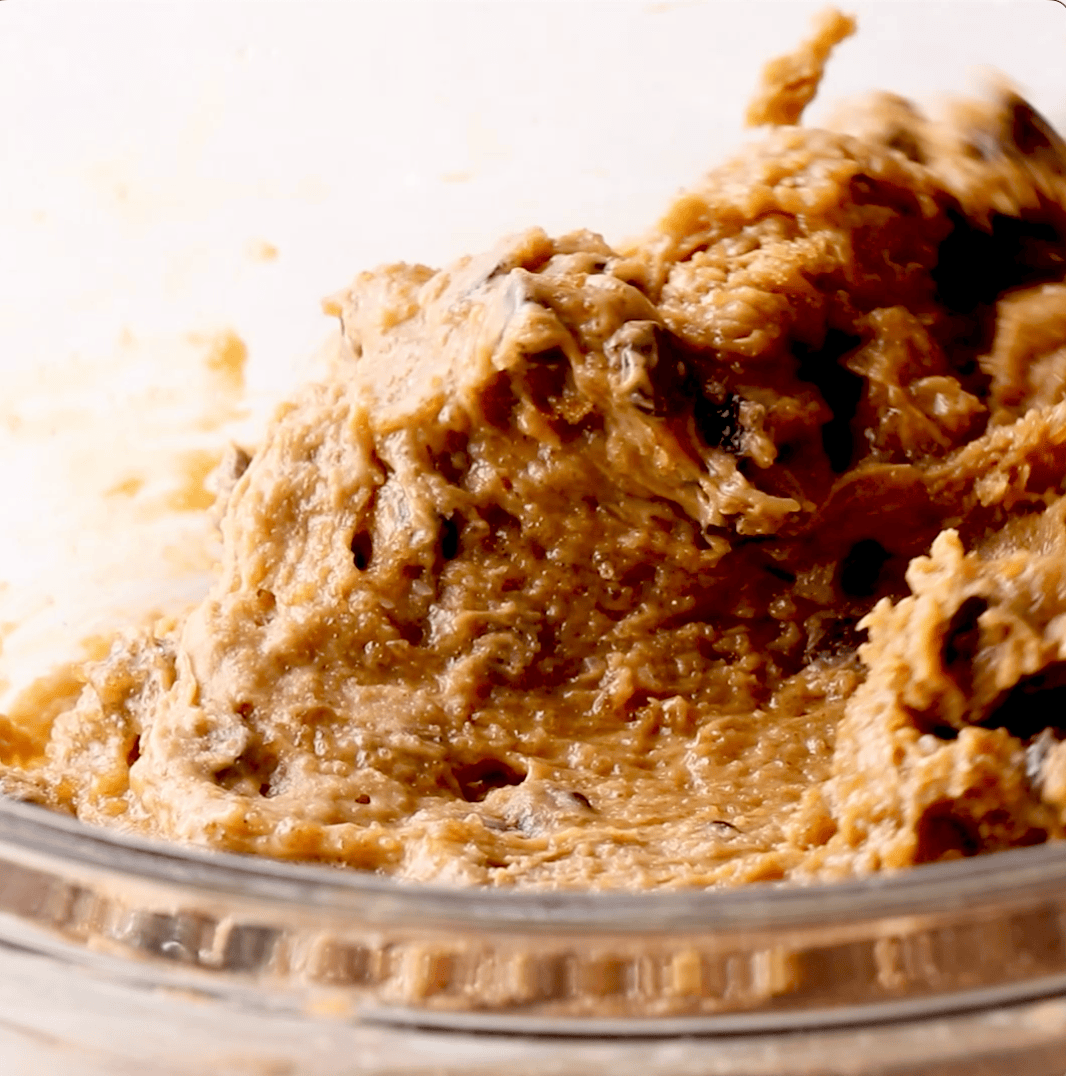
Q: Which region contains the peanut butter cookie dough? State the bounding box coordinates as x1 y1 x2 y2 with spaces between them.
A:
4 16 1066 888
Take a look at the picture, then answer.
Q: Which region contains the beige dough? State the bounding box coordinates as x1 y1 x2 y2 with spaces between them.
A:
4 15 1066 889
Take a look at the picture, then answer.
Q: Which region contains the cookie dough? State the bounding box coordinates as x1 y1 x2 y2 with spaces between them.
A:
4 16 1066 888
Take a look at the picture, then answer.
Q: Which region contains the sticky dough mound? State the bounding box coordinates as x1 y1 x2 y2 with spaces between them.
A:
5 20 1066 888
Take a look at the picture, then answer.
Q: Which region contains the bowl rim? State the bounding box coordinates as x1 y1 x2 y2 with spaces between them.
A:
3 795 1065 933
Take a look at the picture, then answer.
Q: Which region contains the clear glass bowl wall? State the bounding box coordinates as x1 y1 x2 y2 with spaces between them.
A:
4 798 1066 1074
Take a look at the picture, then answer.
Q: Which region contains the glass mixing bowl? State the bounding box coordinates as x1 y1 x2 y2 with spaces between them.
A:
5 4 1066 1073
3 796 1066 1074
